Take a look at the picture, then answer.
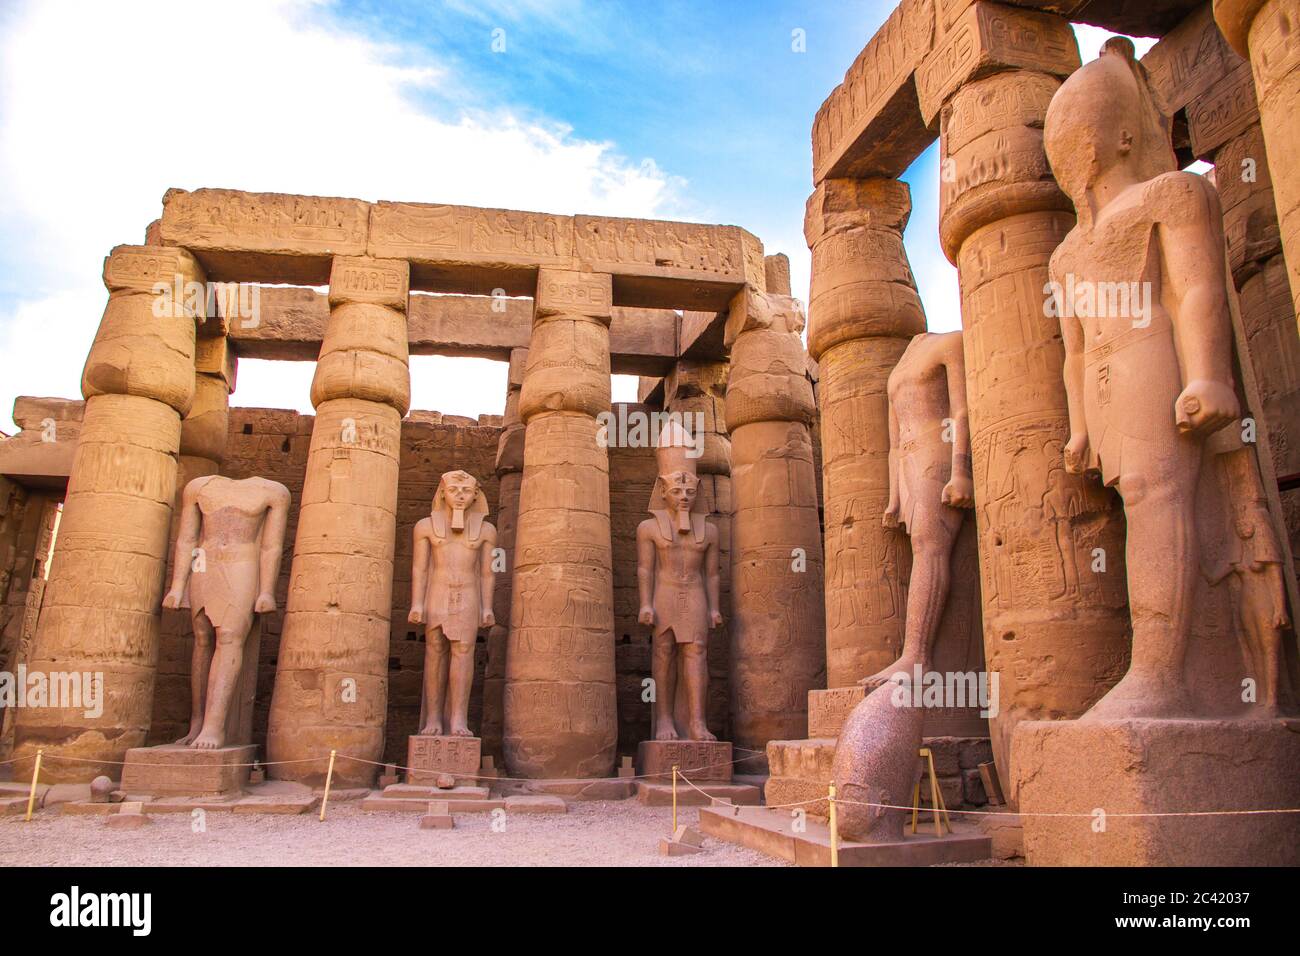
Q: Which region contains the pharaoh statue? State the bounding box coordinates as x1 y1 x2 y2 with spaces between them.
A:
636 420 723 741
859 329 975 689
1045 37 1290 718
834 330 973 841
408 470 497 737
162 475 291 750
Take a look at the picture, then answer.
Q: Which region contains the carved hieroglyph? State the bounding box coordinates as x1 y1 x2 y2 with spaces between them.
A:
806 177 926 688
408 470 497 737
11 246 201 782
637 421 723 742
725 289 826 754
935 25 1131 797
266 256 411 786
503 270 617 778
162 475 290 749
1215 0 1300 326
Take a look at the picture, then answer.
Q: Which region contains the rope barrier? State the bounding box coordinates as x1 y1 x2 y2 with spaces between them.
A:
14 748 1300 820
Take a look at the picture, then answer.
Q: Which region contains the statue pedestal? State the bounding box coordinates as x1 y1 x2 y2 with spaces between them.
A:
1014 717 1300 866
636 740 732 783
120 744 256 796
406 735 481 786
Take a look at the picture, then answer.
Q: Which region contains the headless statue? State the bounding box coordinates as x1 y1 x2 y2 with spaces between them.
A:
1045 37 1288 718
637 421 723 741
163 475 290 749
859 330 974 689
408 470 497 737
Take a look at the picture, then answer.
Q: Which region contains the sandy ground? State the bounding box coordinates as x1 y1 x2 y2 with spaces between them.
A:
0 799 789 867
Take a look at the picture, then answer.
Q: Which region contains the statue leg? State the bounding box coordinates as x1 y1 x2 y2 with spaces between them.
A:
681 641 714 741
1086 462 1198 719
192 612 254 750
419 627 449 736
446 638 475 737
177 611 214 746
860 501 965 689
652 629 679 740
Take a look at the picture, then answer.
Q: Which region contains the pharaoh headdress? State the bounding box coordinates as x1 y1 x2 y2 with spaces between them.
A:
648 419 706 543
431 470 489 541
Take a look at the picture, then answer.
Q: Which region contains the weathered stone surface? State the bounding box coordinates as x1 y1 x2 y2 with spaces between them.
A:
120 744 255 796
916 2 1079 127
1015 717 1300 865
504 270 617 779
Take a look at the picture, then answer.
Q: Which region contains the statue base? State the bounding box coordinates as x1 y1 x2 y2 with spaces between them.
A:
120 743 256 796
699 805 992 866
1014 717 1300 866
636 739 732 784
406 735 481 786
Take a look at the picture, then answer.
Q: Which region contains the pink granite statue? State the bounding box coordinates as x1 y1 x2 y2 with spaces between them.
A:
409 470 497 737
163 475 290 749
637 421 723 741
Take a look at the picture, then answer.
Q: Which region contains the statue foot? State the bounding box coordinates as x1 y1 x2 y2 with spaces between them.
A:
687 723 716 742
448 723 474 738
174 722 202 746
190 728 225 750
858 655 921 691
419 722 443 736
654 723 679 741
1081 670 1192 720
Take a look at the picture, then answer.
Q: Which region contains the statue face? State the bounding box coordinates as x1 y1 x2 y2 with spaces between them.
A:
1045 53 1136 206
442 477 478 512
664 472 699 515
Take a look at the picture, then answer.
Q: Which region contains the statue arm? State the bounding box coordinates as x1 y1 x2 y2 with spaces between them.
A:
1053 256 1090 473
409 521 430 624
636 520 656 626
1158 173 1240 436
706 526 722 627
163 478 205 608
255 484 291 612
479 523 497 627
883 397 901 528
942 339 974 507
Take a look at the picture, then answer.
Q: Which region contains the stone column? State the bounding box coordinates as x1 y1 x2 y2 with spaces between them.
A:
1215 0 1300 324
935 61 1132 797
805 177 926 688
482 347 528 759
663 358 732 738
150 334 238 744
1213 125 1300 566
12 245 201 781
504 270 617 779
725 287 825 756
267 256 410 786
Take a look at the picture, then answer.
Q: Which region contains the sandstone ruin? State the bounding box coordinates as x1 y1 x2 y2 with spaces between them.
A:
0 0 1297 868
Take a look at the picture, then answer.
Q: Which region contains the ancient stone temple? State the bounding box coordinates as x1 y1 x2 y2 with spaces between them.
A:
0 0 1296 870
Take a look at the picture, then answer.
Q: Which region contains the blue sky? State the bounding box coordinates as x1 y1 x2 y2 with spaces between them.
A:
0 0 1145 427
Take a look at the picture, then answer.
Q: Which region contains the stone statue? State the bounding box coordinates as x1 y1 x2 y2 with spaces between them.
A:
859 330 974 689
162 475 291 749
1045 36 1285 718
408 470 497 737
637 421 723 741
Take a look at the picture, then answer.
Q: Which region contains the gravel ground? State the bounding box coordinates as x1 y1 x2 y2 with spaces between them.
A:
0 800 789 867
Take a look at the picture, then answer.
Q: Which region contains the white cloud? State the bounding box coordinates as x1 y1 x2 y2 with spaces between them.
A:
0 0 679 429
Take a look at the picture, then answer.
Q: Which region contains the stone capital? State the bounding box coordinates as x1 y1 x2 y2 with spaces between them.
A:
805 178 913 247
328 256 410 310
103 245 204 296
1213 0 1268 58
533 269 613 322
